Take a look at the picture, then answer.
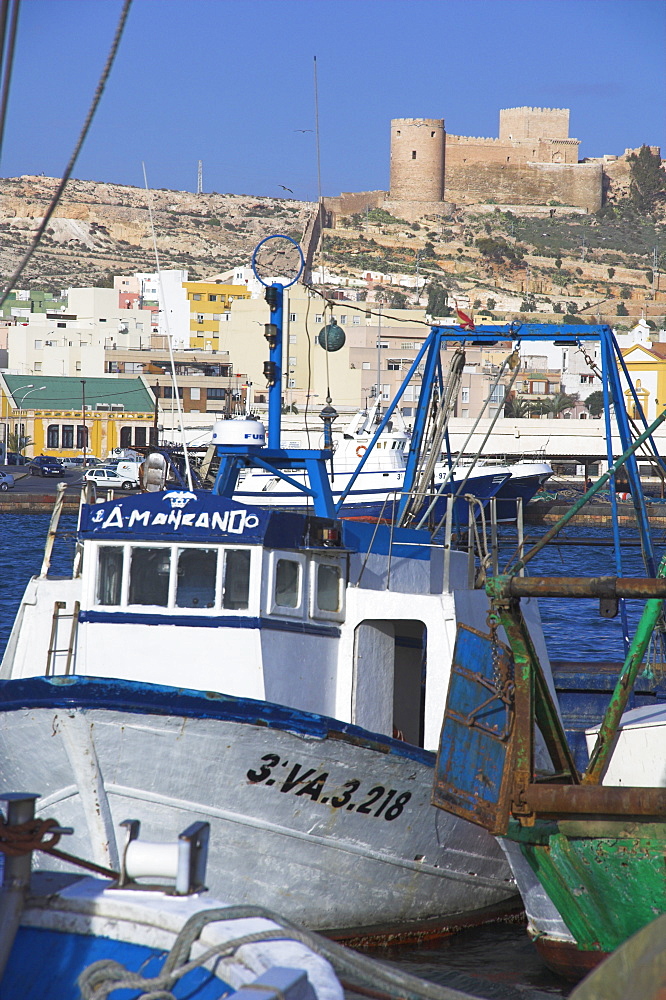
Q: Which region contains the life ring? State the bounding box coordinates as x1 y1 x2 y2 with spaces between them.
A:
356 445 366 458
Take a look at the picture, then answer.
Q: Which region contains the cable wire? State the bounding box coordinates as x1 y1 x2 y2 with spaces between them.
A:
0 0 19 164
0 0 133 311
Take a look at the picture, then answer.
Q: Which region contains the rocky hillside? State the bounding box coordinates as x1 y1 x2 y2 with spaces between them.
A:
0 175 316 289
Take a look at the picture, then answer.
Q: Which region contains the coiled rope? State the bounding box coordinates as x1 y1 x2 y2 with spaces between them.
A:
77 904 476 1000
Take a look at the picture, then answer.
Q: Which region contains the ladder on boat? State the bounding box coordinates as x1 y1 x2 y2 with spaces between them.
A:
46 600 80 677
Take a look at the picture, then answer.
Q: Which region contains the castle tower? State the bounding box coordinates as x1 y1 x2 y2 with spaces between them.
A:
499 107 570 141
389 118 445 202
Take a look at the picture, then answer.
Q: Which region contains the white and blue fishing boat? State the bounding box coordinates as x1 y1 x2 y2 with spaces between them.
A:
0 244 548 941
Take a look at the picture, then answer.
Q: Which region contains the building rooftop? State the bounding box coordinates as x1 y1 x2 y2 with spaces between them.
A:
3 374 154 412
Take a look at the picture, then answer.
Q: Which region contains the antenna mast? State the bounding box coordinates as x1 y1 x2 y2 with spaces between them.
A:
197 159 203 195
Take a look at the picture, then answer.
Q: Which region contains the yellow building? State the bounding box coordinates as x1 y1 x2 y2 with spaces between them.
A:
619 342 666 422
0 375 155 461
183 281 251 350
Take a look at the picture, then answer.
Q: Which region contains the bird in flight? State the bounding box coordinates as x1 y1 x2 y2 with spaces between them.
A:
294 129 313 133
279 185 294 193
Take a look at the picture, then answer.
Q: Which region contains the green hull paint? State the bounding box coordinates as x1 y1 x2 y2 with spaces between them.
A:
506 819 666 952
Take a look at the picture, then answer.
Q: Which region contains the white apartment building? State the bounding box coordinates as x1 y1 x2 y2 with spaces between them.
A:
114 270 190 348
3 287 155 378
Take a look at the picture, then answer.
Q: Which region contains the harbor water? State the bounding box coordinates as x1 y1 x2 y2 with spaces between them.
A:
1 513 661 998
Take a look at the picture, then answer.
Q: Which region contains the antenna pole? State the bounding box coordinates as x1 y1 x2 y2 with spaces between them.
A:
197 159 203 195
313 56 324 283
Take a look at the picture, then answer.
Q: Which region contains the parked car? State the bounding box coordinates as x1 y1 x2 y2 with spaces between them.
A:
5 453 28 465
28 456 67 477
60 456 102 470
0 471 14 491
84 467 137 490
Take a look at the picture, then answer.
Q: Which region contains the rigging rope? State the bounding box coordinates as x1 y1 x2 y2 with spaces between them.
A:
0 0 133 310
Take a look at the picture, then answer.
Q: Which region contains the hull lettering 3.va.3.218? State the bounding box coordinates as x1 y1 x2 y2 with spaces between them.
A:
246 753 412 820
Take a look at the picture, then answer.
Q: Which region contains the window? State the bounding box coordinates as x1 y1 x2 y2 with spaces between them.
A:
34 362 42 371
47 424 59 448
77 426 88 449
163 386 184 399
222 549 251 609
287 378 295 388
289 313 298 322
316 564 341 612
136 322 143 331
387 360 402 371
209 294 218 302
62 425 74 448
192 293 201 301
289 335 296 344
274 559 300 608
212 313 221 320
129 547 170 606
190 387 201 400
315 314 323 323
120 427 133 448
196 314 204 324
206 387 226 400
411 150 417 159
99 318 106 323
176 548 216 608
134 427 146 447
288 356 296 366
461 388 470 403
353 316 360 325
76 361 82 372
489 384 505 405
34 340 42 350
97 547 123 605
362 362 371 370
340 315 347 325
57 322 66 328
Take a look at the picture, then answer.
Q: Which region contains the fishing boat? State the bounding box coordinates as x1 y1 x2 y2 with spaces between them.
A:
0 793 343 1000
432 397 666 979
0 270 554 941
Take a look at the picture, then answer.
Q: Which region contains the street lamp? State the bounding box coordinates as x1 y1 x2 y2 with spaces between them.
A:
16 385 46 456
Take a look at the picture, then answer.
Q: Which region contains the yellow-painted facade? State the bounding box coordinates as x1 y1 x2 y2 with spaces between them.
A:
2 404 154 460
620 344 666 423
184 281 251 350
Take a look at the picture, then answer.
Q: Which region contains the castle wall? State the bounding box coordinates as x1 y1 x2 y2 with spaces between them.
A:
445 134 579 166
444 161 602 212
499 106 569 141
389 118 445 202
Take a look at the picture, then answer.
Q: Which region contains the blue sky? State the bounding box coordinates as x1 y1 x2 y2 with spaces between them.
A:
2 0 665 201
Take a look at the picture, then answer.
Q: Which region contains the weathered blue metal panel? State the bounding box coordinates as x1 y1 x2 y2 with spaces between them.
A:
432 624 515 834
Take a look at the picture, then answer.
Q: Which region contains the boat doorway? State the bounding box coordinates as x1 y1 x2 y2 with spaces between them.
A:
352 620 426 748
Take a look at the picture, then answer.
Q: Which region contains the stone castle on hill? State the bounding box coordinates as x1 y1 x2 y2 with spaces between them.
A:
325 106 656 222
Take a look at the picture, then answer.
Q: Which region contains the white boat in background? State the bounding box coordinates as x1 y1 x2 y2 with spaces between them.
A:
235 406 551 524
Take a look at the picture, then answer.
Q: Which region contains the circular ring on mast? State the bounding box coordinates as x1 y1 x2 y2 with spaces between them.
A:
252 234 305 288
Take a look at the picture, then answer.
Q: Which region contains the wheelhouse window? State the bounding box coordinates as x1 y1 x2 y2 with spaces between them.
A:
97 546 123 605
316 563 341 612
176 547 216 608
222 549 251 609
129 547 170 606
274 558 300 608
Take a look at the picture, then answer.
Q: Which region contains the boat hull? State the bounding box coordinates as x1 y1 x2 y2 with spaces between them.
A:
0 677 517 939
501 818 666 981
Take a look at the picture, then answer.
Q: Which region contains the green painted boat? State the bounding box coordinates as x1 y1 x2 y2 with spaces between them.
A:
433 411 666 979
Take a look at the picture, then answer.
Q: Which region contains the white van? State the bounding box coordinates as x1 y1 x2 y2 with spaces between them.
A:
115 461 142 487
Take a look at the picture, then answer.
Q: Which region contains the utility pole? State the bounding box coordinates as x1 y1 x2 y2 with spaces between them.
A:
376 303 383 417
197 160 203 195
81 379 87 465
152 380 160 446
